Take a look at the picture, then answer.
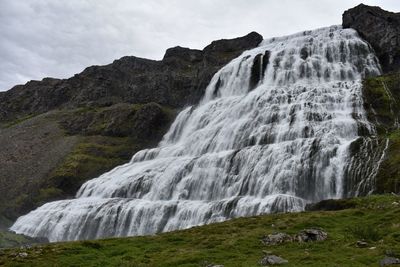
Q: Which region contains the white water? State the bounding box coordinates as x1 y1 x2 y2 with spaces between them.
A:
11 26 381 242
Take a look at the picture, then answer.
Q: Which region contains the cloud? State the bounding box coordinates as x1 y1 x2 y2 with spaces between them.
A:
0 0 399 91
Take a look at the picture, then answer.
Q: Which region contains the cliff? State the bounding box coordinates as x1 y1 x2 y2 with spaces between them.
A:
0 32 262 224
343 4 400 73
343 4 400 195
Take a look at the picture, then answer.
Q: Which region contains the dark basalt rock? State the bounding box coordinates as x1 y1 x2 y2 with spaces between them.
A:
59 102 169 138
0 32 262 123
249 51 270 90
343 4 400 73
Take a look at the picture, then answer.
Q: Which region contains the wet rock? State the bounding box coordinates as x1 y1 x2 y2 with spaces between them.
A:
260 255 288 265
379 256 400 266
356 240 369 248
261 233 293 246
305 198 357 211
343 4 400 73
294 228 328 242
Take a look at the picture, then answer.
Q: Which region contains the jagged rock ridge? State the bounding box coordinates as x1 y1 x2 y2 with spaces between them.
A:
0 32 262 122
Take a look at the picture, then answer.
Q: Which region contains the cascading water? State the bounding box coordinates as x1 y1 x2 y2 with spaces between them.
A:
11 25 381 242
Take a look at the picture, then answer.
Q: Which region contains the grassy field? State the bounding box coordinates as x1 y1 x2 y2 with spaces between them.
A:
0 195 399 267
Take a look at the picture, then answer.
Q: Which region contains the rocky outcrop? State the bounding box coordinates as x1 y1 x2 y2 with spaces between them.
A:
0 32 262 122
343 4 400 73
343 4 400 196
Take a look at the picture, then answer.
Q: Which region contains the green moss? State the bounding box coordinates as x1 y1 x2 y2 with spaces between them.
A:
0 195 399 266
363 72 400 193
33 188 64 207
0 231 37 249
363 75 400 133
374 129 400 193
47 136 139 196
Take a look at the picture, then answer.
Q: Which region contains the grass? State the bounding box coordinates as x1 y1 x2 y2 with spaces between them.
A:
0 195 399 266
346 224 382 242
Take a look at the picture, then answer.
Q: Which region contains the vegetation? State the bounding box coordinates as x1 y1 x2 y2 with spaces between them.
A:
46 135 138 197
0 195 399 266
0 103 177 228
363 72 400 193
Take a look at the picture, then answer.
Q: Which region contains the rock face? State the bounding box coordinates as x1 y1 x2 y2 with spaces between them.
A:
0 32 262 224
343 4 400 73
0 32 262 122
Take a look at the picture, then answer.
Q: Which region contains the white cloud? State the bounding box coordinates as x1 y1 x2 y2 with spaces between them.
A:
0 0 399 91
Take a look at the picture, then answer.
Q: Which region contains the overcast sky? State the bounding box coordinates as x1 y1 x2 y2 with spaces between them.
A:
0 0 399 91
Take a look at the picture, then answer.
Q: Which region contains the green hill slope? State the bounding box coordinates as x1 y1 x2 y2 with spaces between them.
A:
1 195 399 267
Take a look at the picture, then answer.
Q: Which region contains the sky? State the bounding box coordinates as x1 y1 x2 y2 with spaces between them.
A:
0 0 399 91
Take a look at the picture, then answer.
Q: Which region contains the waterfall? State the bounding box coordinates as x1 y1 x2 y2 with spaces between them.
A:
11 25 381 242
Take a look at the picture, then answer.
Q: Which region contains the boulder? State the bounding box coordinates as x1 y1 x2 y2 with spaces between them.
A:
260 255 288 265
294 228 328 242
261 233 293 246
380 256 400 266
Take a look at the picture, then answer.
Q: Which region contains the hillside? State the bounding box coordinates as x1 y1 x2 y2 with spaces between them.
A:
0 195 399 266
0 32 262 225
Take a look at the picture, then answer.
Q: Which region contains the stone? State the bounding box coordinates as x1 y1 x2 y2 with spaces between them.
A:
356 240 369 248
260 255 288 265
379 256 400 266
261 233 293 246
17 252 28 258
205 262 224 267
294 228 328 242
343 4 400 73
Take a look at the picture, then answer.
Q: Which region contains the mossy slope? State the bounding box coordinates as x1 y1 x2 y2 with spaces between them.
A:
0 103 176 225
362 72 400 193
